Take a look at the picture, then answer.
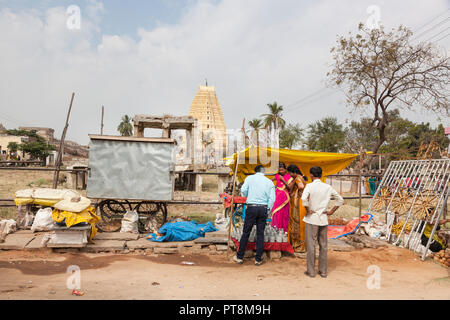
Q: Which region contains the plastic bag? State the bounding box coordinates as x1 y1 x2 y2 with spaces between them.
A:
120 211 139 234
31 207 55 232
0 219 17 241
214 213 228 231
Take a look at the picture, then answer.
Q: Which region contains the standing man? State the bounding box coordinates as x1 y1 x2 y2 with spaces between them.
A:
301 166 344 278
233 165 276 266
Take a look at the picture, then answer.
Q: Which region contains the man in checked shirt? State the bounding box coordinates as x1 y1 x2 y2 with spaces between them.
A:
301 166 344 278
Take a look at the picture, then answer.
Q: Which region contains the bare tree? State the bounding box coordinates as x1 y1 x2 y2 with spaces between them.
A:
328 23 449 162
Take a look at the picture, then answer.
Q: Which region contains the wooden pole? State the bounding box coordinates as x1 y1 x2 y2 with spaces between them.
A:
52 92 75 189
101 105 104 135
358 148 363 228
227 118 246 258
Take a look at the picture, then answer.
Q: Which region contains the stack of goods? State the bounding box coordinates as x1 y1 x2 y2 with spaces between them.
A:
391 221 412 235
433 249 450 267
14 188 100 241
232 224 289 243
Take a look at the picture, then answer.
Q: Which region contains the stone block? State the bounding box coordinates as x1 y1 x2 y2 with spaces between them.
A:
194 237 228 244
216 245 228 251
0 234 35 250
328 239 355 252
95 232 139 241
154 247 178 254
205 230 228 238
25 234 46 250
268 250 282 259
126 238 157 249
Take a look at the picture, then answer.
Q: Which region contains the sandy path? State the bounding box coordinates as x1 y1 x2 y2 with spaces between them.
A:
0 246 448 300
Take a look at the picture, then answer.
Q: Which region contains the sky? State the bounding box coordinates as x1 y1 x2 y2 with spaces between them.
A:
0 0 449 145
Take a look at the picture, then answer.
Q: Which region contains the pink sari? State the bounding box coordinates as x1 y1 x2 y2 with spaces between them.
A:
270 173 292 232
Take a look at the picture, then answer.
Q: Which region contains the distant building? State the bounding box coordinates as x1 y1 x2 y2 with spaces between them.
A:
19 127 55 143
189 84 227 156
0 134 27 158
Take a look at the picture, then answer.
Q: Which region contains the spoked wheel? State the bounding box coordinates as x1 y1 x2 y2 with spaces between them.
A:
97 199 131 232
134 201 168 233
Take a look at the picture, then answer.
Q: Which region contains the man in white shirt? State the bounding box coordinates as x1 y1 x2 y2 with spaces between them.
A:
301 166 344 278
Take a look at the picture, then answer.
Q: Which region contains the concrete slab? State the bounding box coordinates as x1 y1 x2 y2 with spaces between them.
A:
328 239 355 252
82 240 126 253
126 238 157 250
0 234 35 250
95 232 139 241
205 230 228 238
25 234 46 250
215 245 228 251
154 247 178 254
14 230 34 235
194 237 228 244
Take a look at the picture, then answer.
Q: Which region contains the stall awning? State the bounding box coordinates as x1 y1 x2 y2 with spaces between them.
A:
225 146 360 183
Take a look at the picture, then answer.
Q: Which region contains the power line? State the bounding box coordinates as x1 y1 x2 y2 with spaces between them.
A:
420 27 450 43
280 8 450 119
284 87 327 110
284 90 338 114
413 8 449 33
412 17 450 41
434 33 450 42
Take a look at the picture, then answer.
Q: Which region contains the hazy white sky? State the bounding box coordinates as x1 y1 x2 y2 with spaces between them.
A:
0 0 448 145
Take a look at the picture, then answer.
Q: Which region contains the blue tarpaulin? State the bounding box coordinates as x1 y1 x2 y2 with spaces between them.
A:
146 220 218 242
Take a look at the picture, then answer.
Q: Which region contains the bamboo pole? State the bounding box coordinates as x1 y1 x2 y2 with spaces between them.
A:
52 92 75 189
227 118 246 258
358 148 363 228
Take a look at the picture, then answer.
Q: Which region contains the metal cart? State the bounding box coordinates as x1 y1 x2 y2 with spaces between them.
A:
86 135 176 233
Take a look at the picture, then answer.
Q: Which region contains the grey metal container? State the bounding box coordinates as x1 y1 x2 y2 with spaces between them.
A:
86 135 175 201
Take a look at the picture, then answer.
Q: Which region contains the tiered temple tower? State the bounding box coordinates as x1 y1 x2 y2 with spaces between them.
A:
189 84 227 153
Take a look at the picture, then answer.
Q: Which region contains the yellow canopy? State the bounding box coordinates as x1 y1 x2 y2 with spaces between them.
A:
226 146 359 183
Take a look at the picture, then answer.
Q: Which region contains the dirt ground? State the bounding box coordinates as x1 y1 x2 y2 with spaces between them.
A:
0 246 448 300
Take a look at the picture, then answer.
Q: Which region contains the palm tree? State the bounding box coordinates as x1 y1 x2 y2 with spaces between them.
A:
261 102 286 148
261 102 286 131
248 118 263 146
117 115 133 136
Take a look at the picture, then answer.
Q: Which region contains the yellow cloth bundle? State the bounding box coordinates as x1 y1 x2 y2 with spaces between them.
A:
51 206 101 241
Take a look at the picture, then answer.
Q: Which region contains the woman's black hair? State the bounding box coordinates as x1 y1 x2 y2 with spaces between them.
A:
287 164 308 181
278 162 286 169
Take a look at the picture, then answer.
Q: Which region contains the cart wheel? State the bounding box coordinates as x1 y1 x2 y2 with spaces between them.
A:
134 201 167 233
97 199 128 232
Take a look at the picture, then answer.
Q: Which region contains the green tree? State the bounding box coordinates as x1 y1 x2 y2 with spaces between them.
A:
7 142 19 153
117 115 133 136
328 23 449 160
261 102 286 132
19 139 54 160
280 123 303 149
248 118 263 146
5 129 53 161
305 117 346 152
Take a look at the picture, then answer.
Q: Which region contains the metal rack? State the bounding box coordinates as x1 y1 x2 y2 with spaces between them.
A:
367 159 450 260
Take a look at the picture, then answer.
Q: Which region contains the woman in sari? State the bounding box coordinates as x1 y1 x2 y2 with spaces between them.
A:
270 163 293 232
286 164 308 253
